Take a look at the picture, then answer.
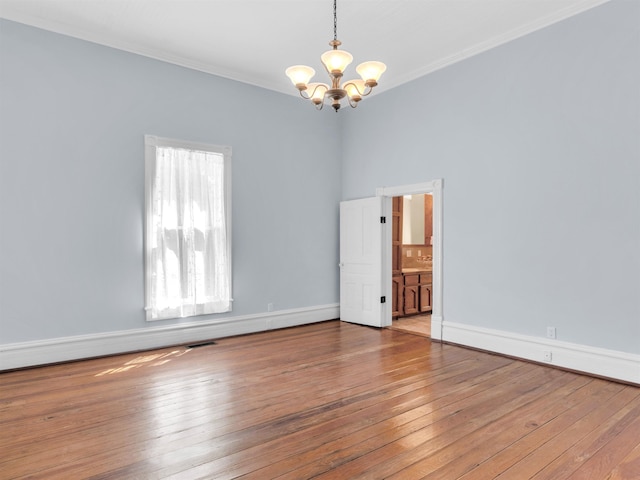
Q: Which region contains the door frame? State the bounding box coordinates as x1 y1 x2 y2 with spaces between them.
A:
376 179 444 340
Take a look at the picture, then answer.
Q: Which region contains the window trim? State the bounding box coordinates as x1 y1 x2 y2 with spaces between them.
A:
144 135 232 321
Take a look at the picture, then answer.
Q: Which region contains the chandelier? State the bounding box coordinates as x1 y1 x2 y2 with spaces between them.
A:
285 0 386 112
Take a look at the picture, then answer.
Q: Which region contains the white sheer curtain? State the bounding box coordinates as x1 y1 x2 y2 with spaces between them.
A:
146 143 231 320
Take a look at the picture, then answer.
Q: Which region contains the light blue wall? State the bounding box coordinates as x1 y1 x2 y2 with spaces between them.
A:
2 1 638 357
0 19 342 343
341 0 640 354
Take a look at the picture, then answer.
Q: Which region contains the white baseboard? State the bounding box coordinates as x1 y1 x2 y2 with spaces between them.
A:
431 315 443 341
443 321 640 385
0 304 339 371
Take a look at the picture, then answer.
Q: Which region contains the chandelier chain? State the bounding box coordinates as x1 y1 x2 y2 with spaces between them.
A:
333 0 337 41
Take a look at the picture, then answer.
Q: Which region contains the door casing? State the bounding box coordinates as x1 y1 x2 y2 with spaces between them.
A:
376 179 443 340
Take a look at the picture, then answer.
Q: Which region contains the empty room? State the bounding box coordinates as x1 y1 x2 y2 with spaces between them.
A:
1 0 639 478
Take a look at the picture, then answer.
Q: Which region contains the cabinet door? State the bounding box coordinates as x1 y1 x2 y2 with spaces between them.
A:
419 284 432 313
404 285 419 315
392 275 402 317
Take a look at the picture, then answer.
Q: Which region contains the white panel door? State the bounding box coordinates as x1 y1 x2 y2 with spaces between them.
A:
340 196 385 327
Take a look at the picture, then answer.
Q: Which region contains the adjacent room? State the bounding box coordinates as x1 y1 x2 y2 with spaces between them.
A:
1 0 638 477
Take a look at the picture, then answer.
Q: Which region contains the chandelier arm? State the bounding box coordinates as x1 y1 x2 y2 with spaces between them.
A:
347 96 359 109
341 80 373 97
360 85 374 97
299 83 328 100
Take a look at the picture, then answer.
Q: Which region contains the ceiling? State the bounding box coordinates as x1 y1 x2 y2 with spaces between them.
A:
0 0 610 96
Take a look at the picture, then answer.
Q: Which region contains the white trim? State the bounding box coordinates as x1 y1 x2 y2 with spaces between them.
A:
431 315 443 341
0 1 611 96
443 321 640 385
377 179 444 340
0 304 339 371
381 0 612 93
381 196 393 327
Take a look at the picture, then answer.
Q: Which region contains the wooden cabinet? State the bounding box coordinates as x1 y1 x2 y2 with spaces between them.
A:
402 274 420 316
403 285 419 315
419 284 432 312
419 272 432 313
397 271 432 317
392 275 402 317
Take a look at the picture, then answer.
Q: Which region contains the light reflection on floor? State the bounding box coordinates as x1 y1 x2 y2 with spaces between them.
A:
144 352 234 473
94 349 191 376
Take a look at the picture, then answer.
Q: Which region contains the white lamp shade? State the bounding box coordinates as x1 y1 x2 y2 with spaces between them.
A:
356 61 387 83
307 83 329 103
321 49 353 74
343 79 365 100
285 65 315 86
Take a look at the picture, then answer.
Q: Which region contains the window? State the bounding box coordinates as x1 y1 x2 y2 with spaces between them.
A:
144 135 231 321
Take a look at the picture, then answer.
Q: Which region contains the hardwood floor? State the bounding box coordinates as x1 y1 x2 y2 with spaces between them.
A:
388 314 431 337
1 321 639 479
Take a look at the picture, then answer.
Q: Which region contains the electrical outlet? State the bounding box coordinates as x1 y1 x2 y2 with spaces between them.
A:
406 250 412 257
543 351 552 362
267 303 274 312
546 326 556 339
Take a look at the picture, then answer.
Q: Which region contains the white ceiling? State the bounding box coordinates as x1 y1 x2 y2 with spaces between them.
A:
0 0 610 96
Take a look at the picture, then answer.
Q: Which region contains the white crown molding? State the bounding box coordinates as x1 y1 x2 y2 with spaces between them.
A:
0 9 281 93
0 0 611 97
0 304 339 371
378 0 613 94
443 321 640 385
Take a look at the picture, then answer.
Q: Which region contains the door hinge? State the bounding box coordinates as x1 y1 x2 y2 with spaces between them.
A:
380 216 386 224
381 296 386 303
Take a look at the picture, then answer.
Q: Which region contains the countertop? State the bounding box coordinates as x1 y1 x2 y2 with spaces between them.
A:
401 268 432 274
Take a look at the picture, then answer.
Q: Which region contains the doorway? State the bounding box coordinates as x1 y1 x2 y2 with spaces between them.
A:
387 193 433 337
376 180 443 341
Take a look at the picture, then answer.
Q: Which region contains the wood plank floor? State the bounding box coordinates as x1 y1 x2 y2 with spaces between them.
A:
1 321 639 479
388 314 431 338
